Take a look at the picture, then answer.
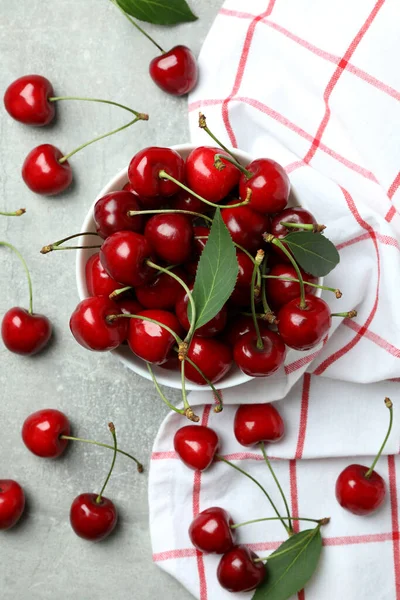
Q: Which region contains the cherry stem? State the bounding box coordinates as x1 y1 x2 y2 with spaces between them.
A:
183 354 223 410
158 170 251 210
109 0 165 53
60 434 143 472
128 208 213 224
216 455 291 535
280 221 326 233
254 525 321 562
0 208 25 217
48 96 147 120
0 241 33 314
96 423 117 504
262 275 342 298
214 153 252 178
365 398 393 478
260 442 293 533
41 232 100 254
264 234 306 309
180 360 198 422
107 313 183 345
260 257 276 323
198 113 252 178
251 250 265 349
231 516 329 529
146 259 197 344
195 236 259 268
146 363 186 417
331 310 357 318
109 286 133 299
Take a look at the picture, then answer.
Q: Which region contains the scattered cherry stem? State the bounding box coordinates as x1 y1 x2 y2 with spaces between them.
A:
250 250 265 350
280 221 326 233
254 525 321 563
128 208 213 224
41 232 100 254
0 208 25 217
260 442 293 533
109 0 165 53
158 170 250 210
231 516 329 529
264 234 306 309
146 363 186 417
262 274 342 298
60 434 143 472
0 241 33 314
331 310 357 318
96 423 118 504
216 454 291 535
365 398 393 478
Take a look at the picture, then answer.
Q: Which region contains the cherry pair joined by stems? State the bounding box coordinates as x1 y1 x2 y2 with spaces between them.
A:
0 242 51 355
336 398 393 515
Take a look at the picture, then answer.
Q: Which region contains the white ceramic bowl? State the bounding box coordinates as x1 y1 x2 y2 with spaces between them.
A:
76 143 321 390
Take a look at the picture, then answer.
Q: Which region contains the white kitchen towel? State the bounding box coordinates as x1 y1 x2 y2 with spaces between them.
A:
149 1 400 598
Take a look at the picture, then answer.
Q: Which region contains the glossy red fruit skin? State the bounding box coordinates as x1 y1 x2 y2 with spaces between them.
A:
278 295 331 351
170 188 207 215
223 315 270 346
70 296 128 351
128 309 183 365
0 480 25 530
217 546 266 593
234 330 286 377
185 336 233 385
1 307 52 355
222 200 269 253
270 207 316 261
116 298 143 315
335 464 386 515
123 182 166 210
4 75 55 126
128 147 185 197
144 214 193 264
85 253 124 297
174 425 219 471
94 191 144 239
149 45 198 96
239 158 289 214
100 231 153 287
236 250 255 289
70 493 117 542
189 507 236 554
186 147 240 203
136 268 188 310
265 263 318 310
234 403 284 447
22 144 72 195
175 288 227 337
22 409 70 458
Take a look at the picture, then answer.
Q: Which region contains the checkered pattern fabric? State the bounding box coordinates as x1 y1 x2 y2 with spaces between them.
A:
149 1 400 598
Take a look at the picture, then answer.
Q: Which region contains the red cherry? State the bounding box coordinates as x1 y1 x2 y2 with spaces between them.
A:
135 268 188 310
221 200 269 253
223 315 270 346
0 480 25 530
270 207 316 261
229 285 257 307
144 213 193 264
85 253 125 297
175 287 227 337
158 351 180 371
123 182 166 210
234 403 284 447
1 307 51 355
4 75 55 126
186 147 240 203
278 295 331 351
70 296 128 351
116 298 143 315
128 309 183 364
335 464 386 515
265 263 317 310
70 493 117 541
93 191 144 239
189 507 236 554
217 546 266 593
149 45 198 96
22 144 72 195
169 188 207 215
239 158 289 214
22 409 70 458
185 336 233 385
128 146 185 197
174 425 219 471
234 330 286 377
235 250 255 289
100 231 153 287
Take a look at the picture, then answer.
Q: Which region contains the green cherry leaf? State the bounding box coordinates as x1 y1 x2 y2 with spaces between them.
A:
283 231 340 277
252 528 323 600
189 209 238 331
116 0 197 25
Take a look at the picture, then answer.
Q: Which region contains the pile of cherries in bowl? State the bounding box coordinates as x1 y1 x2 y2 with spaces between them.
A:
70 141 332 393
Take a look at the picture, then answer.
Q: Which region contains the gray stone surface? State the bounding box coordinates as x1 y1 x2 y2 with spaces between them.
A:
0 1 223 597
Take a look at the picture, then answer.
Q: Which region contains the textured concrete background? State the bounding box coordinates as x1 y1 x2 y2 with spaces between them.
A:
0 1 223 597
